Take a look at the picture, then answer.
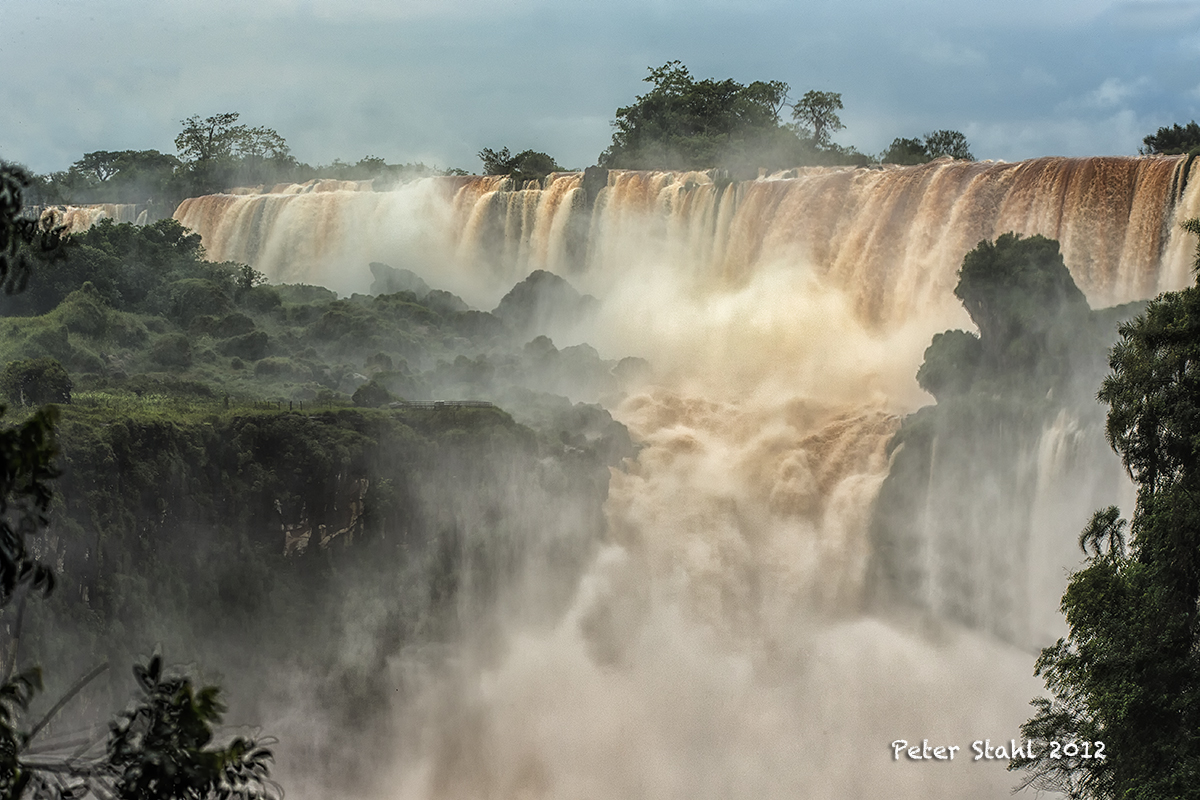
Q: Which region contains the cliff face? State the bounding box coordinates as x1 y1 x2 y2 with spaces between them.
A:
24 401 620 793
867 238 1142 647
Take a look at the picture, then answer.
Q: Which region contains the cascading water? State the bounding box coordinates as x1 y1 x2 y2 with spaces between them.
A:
175 156 1196 798
31 203 145 233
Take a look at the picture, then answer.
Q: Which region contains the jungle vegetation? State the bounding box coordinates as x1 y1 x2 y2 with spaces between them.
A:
1011 219 1200 798
0 160 283 800
477 148 565 184
0 163 635 798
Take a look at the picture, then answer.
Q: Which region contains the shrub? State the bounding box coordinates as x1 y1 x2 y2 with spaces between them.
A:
150 333 193 368
218 331 270 361
352 380 394 408
1 358 72 405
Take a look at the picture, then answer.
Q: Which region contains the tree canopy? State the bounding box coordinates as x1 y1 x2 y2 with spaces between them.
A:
0 163 62 295
790 90 843 147
880 130 974 164
923 129 973 160
1139 121 1200 155
175 113 295 194
597 61 865 171
953 232 1088 375
478 148 564 184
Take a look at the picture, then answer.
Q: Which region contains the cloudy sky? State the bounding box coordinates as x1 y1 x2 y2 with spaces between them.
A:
3 0 1200 174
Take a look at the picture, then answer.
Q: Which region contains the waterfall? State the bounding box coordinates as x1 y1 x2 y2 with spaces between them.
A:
174 156 1193 799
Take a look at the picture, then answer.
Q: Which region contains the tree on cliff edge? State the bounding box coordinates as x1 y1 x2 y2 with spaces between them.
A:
478 147 563 184
1140 121 1200 155
598 61 868 171
175 113 294 194
1011 220 1200 798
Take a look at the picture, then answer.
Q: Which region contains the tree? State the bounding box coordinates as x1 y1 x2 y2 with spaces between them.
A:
923 129 973 160
0 163 62 296
880 130 974 164
880 137 930 165
1139 121 1200 155
1011 219 1200 798
175 114 292 193
790 90 844 147
352 380 394 408
102 655 277 800
598 61 809 171
71 151 127 184
477 148 563 184
175 114 243 169
63 150 183 205
954 232 1088 375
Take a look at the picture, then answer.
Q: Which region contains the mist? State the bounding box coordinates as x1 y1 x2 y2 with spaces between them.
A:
149 156 1197 798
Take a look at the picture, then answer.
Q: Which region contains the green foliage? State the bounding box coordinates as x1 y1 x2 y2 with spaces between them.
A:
790 90 844 147
1 359 72 406
478 148 564 184
924 129 973 160
0 217 208 317
881 130 973 164
238 285 281 313
151 334 194 368
1013 220 1200 797
599 61 830 171
351 380 394 408
105 655 276 800
0 159 282 800
955 233 1089 377
915 329 981 400
163 279 235 326
64 150 182 205
880 137 931 165
0 162 63 297
1140 121 1200 155
175 114 295 195
1099 287 1200 494
218 331 269 362
0 669 41 800
0 407 58 607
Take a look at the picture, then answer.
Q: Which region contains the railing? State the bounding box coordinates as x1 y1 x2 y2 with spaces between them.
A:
387 400 496 409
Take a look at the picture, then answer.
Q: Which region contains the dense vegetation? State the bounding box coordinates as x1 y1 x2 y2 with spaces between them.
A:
0 167 637 797
0 161 285 800
595 60 977 172
597 61 873 171
1011 221 1200 798
880 130 974 164
28 114 451 212
477 147 565 184
1140 121 1200 156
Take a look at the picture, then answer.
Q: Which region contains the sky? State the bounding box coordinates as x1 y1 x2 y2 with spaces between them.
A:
3 0 1200 174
